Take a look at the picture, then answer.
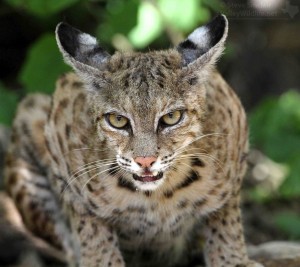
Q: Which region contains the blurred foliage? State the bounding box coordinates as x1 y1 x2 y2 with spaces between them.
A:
128 0 210 48
250 91 300 198
20 34 71 94
248 91 300 239
98 0 139 45
5 0 79 17
0 83 18 126
274 212 300 239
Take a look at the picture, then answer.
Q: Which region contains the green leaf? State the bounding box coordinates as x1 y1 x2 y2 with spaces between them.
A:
158 0 210 32
0 84 18 126
249 90 300 198
128 0 210 48
5 0 79 17
19 33 70 94
98 0 139 44
250 91 300 161
128 1 163 48
279 159 300 197
279 90 300 132
202 0 226 12
274 212 300 239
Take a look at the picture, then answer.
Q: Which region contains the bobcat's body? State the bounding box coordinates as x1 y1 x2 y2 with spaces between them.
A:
5 15 262 267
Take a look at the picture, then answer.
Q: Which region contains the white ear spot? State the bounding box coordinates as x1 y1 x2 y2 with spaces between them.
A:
188 26 210 49
79 33 97 45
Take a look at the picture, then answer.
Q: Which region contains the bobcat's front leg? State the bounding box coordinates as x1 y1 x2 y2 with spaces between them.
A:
71 213 125 267
203 195 263 267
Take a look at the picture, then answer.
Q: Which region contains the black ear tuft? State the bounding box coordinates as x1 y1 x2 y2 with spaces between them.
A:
204 14 226 50
56 22 81 58
56 22 110 71
177 14 228 66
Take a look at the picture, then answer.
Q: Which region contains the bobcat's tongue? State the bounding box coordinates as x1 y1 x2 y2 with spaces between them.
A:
133 172 163 183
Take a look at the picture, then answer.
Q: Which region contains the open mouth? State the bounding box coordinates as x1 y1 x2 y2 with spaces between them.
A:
133 172 163 183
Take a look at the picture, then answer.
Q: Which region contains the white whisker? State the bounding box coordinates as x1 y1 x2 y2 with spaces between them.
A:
174 132 227 155
61 159 117 195
81 164 120 191
71 158 116 178
177 153 225 174
63 147 111 156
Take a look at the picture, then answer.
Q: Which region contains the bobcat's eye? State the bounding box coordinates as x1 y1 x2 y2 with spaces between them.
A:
160 110 183 126
106 113 129 129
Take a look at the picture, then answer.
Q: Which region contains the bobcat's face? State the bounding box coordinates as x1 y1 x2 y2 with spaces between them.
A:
55 14 227 190
92 52 205 190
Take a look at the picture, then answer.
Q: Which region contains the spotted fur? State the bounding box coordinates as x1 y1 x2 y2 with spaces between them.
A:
5 15 263 267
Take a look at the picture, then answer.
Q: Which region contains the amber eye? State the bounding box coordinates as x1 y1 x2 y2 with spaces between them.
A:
106 113 129 129
160 110 183 126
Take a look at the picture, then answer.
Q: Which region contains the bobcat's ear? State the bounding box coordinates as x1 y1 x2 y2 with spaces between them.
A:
177 14 228 73
56 22 110 76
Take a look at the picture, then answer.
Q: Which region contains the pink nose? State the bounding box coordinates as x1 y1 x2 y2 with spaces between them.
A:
134 156 157 168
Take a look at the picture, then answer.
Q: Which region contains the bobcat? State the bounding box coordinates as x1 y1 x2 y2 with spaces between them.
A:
5 14 263 267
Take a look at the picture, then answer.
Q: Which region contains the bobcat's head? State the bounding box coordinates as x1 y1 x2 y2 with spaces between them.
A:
56 15 228 191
